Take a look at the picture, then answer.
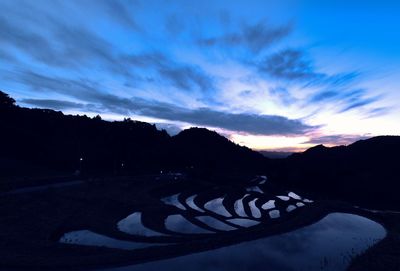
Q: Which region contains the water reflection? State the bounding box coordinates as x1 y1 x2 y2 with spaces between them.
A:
248 198 261 218
60 230 158 250
261 200 275 210
106 213 386 271
196 216 236 231
226 218 260 227
286 205 296 212
118 212 165 236
233 194 249 217
186 195 205 213
165 214 212 234
161 194 186 210
204 197 232 217
61 176 314 245
269 209 280 219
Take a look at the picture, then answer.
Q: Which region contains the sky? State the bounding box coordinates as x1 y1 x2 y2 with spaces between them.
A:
1 0 399 152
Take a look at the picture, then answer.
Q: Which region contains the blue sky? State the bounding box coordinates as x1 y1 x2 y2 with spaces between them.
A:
1 0 399 151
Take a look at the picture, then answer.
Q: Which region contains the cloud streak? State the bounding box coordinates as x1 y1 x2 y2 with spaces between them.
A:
0 6 216 94
198 21 291 53
0 0 394 149
255 48 382 114
257 49 321 80
21 99 86 110
23 97 316 136
15 70 315 136
305 134 370 146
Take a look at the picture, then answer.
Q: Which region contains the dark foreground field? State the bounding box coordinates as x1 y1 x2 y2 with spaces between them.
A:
0 175 399 271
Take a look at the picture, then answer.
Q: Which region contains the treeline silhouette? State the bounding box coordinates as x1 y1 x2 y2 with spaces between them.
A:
2 90 400 208
0 91 267 181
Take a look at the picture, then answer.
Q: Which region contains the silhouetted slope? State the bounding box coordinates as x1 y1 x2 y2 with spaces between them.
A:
0 105 170 176
0 91 269 179
272 136 400 208
171 128 268 177
259 151 293 159
2 90 399 208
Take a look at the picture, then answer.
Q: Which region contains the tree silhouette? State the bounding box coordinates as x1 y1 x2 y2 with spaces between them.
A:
0 91 268 179
0 91 16 108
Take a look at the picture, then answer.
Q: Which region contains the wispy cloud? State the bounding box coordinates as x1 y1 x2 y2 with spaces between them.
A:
257 49 360 87
22 96 316 136
257 49 321 80
269 86 297 106
197 20 292 53
0 0 395 148
254 48 383 114
308 88 380 113
0 4 215 94
21 97 316 137
94 0 141 30
122 52 217 92
339 96 381 113
14 69 315 136
365 107 391 118
304 134 370 146
21 99 87 110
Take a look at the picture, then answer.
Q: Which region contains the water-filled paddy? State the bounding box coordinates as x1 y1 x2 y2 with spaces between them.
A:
106 213 386 271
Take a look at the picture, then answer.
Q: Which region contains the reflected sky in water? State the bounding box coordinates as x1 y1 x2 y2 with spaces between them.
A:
106 213 385 271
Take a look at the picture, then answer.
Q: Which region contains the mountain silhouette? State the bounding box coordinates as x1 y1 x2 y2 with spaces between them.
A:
170 128 268 182
1 90 400 208
0 91 268 183
271 136 400 208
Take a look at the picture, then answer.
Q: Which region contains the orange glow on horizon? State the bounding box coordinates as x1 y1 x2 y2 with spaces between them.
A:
229 134 314 152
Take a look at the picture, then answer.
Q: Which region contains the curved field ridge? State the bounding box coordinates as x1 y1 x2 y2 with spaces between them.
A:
60 176 315 252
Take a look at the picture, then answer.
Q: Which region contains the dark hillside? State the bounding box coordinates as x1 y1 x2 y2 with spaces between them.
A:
0 91 269 184
171 128 268 181
271 136 400 208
